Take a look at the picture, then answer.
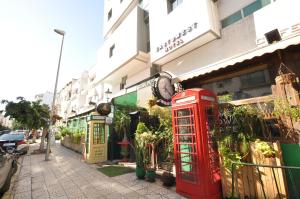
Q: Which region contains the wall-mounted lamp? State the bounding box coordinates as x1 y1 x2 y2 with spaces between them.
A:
89 101 97 110
71 109 77 114
105 88 112 102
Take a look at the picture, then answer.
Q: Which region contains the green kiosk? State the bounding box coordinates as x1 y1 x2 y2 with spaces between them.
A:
84 112 112 163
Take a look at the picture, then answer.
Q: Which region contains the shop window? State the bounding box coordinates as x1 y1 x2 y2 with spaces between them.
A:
167 0 183 14
108 9 112 21
240 70 267 89
93 123 105 144
202 69 271 101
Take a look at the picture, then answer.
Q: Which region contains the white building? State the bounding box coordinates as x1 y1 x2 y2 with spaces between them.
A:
34 91 53 107
56 0 300 121
92 0 150 107
147 0 300 102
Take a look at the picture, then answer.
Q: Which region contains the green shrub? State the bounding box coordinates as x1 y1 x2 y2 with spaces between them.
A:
55 133 61 140
59 126 72 137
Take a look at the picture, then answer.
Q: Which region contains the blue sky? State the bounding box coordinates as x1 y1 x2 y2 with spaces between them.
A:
0 0 104 105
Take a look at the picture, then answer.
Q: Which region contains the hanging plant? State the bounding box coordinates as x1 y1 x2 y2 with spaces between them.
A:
273 98 300 121
253 139 276 158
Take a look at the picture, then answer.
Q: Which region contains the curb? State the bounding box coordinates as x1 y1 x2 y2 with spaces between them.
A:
2 154 25 199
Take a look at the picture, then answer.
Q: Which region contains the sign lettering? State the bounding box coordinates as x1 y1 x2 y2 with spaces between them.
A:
156 22 198 53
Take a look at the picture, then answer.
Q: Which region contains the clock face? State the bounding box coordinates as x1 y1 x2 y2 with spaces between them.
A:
156 76 175 102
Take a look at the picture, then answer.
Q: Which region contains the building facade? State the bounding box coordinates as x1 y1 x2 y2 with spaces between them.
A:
34 91 53 107
56 0 300 126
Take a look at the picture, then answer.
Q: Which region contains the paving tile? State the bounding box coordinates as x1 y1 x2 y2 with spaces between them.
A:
123 190 142 199
47 184 66 198
31 175 44 183
11 143 184 199
64 186 85 198
106 192 124 199
13 191 31 199
14 184 31 194
32 187 49 199
31 182 46 191
144 193 167 199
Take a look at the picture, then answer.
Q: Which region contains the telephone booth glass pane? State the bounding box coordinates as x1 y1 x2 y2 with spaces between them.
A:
93 123 105 144
86 124 89 154
174 107 198 184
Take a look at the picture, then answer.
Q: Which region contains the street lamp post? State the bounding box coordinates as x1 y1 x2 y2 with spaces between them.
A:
45 29 65 161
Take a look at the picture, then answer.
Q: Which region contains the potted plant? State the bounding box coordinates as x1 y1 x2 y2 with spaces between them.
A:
114 110 131 161
159 127 175 186
145 167 156 182
135 146 146 179
135 122 158 182
134 123 148 179
161 162 175 186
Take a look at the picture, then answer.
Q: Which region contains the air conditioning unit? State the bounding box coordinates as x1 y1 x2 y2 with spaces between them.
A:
264 29 282 44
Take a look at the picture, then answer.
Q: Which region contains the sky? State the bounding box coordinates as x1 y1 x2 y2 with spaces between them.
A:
0 0 104 108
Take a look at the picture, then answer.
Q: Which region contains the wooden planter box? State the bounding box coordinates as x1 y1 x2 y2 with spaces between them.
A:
220 142 288 199
61 135 83 154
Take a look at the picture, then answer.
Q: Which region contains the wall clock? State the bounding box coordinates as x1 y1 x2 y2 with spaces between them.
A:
155 76 175 102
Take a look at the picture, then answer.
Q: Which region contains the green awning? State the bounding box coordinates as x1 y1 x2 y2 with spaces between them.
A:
113 91 137 106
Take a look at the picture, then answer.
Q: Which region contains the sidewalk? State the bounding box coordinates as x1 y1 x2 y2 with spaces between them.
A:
10 142 186 199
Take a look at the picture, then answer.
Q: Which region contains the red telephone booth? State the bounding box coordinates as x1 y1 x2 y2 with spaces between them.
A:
171 88 221 199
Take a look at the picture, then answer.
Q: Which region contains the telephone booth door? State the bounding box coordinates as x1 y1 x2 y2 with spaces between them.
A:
172 89 221 199
85 112 110 164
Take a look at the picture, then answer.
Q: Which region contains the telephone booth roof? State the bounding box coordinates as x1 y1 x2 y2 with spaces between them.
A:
172 88 217 106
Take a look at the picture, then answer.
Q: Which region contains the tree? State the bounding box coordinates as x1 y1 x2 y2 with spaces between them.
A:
1 97 50 150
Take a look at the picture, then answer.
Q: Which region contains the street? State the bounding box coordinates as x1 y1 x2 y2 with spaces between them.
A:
8 143 184 199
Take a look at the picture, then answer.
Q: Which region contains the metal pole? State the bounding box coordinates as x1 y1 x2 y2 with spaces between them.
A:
45 32 65 161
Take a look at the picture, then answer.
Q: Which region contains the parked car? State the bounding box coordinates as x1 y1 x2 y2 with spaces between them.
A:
0 147 18 196
0 132 29 155
0 130 10 136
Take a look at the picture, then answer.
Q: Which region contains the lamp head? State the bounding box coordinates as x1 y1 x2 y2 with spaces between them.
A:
54 29 65 36
105 88 112 95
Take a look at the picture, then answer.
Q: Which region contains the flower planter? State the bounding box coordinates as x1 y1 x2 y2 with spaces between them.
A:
161 171 175 186
136 166 146 179
118 139 130 162
146 169 156 182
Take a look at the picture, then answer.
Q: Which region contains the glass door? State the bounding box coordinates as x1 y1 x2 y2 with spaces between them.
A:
174 106 199 184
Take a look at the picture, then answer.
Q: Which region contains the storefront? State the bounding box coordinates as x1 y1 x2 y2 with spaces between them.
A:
180 40 300 105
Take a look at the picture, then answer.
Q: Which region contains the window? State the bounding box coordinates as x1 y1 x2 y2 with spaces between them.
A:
202 69 271 101
221 10 242 28
221 0 272 28
240 70 267 89
108 9 112 21
167 0 183 13
93 123 105 144
120 75 127 90
109 44 115 58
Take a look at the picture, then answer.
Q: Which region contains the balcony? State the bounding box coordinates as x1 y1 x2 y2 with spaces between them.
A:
103 0 138 38
95 6 150 84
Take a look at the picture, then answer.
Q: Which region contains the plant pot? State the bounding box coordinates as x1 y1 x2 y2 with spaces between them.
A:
146 169 156 182
161 172 175 186
136 166 146 179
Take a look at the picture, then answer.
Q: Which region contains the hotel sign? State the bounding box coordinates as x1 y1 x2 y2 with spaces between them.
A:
156 22 198 54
